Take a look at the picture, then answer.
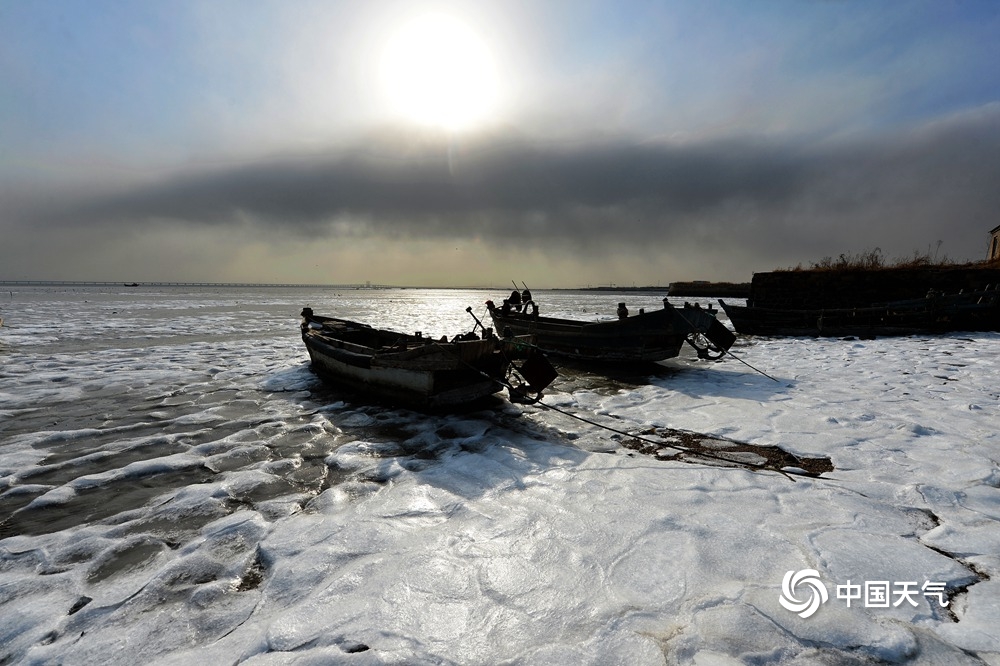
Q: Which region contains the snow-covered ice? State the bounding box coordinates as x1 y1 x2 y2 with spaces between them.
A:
1 285 998 664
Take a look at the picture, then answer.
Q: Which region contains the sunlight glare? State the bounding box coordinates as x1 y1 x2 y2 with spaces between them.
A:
380 14 499 131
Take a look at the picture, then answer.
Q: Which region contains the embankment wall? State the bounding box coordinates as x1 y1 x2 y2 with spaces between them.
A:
749 266 1000 309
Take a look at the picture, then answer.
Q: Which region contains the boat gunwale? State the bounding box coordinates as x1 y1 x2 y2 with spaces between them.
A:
299 309 522 408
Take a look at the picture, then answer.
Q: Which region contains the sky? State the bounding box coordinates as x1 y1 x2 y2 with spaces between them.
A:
2 0 1000 287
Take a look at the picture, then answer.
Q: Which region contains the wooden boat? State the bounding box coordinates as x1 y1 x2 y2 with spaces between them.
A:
300 308 543 408
719 286 1000 337
485 296 735 362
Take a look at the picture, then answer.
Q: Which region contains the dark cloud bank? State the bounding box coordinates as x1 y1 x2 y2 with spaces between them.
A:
23 105 1000 264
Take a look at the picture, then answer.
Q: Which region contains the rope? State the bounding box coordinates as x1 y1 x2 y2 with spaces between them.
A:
712 341 781 383
431 310 807 479
672 306 781 383
436 338 797 479
507 381 792 478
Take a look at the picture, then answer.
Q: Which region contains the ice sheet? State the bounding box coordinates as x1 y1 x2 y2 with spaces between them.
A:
1 286 998 664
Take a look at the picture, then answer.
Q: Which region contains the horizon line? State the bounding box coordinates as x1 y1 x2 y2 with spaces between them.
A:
0 279 681 292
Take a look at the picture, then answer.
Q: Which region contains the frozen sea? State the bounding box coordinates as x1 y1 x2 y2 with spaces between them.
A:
1 284 998 665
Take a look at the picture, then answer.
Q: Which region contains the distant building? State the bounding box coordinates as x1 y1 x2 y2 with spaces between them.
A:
990 225 1000 261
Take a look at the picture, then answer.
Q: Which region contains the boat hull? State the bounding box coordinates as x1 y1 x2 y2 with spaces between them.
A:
487 301 733 362
301 313 521 409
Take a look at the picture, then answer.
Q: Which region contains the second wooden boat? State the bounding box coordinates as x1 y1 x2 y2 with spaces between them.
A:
486 296 735 362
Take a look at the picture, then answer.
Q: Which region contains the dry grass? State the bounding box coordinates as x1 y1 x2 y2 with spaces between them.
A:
779 244 984 272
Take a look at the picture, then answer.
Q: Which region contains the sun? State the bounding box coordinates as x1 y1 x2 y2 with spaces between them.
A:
380 14 499 131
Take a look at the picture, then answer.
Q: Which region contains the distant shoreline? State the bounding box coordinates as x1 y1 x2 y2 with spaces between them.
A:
666 281 751 298
554 283 751 297
0 280 750 295
0 280 396 289
553 285 667 292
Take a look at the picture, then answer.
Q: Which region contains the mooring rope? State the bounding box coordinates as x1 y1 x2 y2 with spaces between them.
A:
503 374 794 478
432 336 801 479
671 306 782 383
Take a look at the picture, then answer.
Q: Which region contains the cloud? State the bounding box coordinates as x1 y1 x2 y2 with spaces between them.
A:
12 104 1000 269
